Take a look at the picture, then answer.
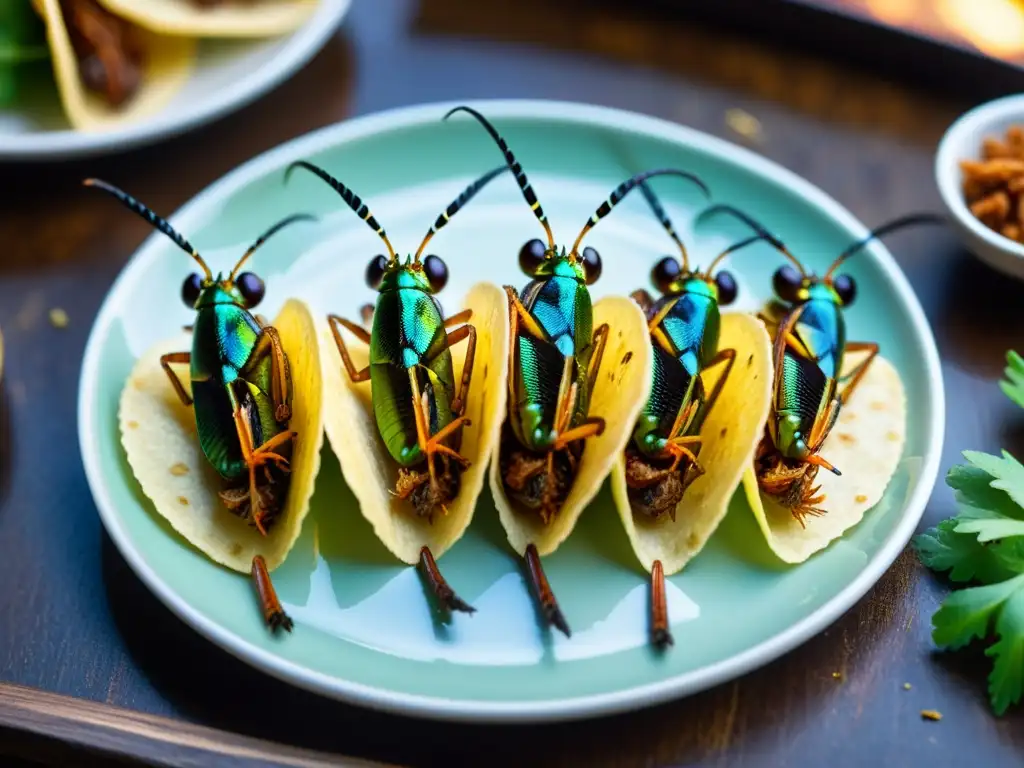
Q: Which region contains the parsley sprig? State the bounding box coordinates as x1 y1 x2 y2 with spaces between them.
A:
915 351 1024 715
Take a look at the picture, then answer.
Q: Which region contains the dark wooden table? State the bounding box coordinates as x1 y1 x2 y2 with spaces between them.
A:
3 0 1024 765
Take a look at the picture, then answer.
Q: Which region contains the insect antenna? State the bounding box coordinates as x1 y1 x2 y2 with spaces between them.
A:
697 204 807 277
637 178 691 270
229 213 318 280
83 178 213 281
705 233 775 275
285 161 397 263
414 165 509 262
443 105 556 250
824 213 946 279
571 169 710 256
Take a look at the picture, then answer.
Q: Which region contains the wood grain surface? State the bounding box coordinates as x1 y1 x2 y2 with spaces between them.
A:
1 0 1023 765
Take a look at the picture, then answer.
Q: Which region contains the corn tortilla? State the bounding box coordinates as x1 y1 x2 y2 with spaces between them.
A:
119 299 324 573
490 295 652 557
95 0 317 37
743 351 906 563
321 282 509 565
610 313 773 574
36 0 195 131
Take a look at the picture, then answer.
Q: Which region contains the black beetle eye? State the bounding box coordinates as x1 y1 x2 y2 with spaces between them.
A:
365 254 388 290
423 254 449 293
832 273 856 306
715 270 738 305
772 264 803 303
519 238 546 276
236 272 265 308
651 256 681 294
580 246 602 285
181 272 202 307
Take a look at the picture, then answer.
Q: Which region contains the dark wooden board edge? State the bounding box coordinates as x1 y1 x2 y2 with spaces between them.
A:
0 682 400 768
633 0 1024 102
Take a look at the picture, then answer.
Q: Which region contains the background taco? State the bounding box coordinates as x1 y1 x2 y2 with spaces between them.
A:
95 0 317 37
119 299 324 573
321 282 509 565
611 312 773 574
36 0 194 130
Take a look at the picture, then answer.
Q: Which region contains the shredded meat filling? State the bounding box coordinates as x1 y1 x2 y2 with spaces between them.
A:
60 0 144 107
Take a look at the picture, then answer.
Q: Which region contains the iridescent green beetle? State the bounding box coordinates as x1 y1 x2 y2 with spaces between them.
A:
85 178 316 632
446 105 709 636
286 160 508 613
698 204 942 522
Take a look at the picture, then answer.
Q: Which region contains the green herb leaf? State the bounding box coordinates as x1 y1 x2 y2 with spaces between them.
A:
948 462 1024 519
987 586 1024 715
932 573 1024 650
962 450 1024 511
955 516 1024 542
1001 351 1024 410
914 519 1019 584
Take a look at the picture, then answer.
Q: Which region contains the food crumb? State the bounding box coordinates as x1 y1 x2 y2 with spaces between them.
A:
921 709 942 721
170 463 189 476
177 496 189 506
832 671 843 680
720 427 728 438
887 431 901 442
903 682 912 690
126 420 139 429
855 494 868 504
725 108 763 144
621 351 633 365
230 542 243 556
837 433 855 445
49 308 69 329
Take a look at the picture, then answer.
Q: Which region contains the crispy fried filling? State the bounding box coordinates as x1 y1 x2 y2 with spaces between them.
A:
60 0 144 106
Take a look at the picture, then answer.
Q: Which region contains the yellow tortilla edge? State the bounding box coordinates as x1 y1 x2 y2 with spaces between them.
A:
610 312 774 574
321 282 510 565
95 0 318 37
118 298 324 573
37 0 195 131
489 295 653 557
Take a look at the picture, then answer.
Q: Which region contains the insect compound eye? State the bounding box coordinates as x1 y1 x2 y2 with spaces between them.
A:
772 264 803 302
181 272 202 308
423 254 449 293
715 270 738 305
365 254 388 290
236 272 265 308
580 246 602 285
832 273 857 306
651 256 681 294
518 238 547 276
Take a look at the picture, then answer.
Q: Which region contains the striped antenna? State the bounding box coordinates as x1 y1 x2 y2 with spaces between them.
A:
285 161 397 263
697 204 807 277
824 212 945 279
83 178 212 281
571 169 710 256
637 178 691 270
444 106 555 250
229 213 318 280
414 165 509 262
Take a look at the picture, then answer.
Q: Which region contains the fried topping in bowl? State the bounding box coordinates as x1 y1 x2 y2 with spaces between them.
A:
960 124 1024 244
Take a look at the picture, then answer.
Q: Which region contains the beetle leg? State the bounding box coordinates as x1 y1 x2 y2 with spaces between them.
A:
327 314 371 383
651 560 673 648
251 555 293 633
441 323 477 418
160 352 193 407
552 420 606 451
836 341 879 405
419 545 475 614
505 286 548 341
525 543 570 637
444 308 473 328
586 323 610 394
242 325 292 422
630 289 655 318
408 369 472 478
664 436 703 475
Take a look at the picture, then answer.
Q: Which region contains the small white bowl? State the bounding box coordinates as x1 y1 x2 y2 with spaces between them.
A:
936 94 1024 279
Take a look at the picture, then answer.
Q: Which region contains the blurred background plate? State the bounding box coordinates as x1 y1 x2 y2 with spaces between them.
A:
0 0 351 162
78 99 943 723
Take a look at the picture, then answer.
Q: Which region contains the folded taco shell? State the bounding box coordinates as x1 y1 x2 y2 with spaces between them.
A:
119 298 324 572
321 282 510 565
611 312 773 574
490 295 653 557
95 0 317 37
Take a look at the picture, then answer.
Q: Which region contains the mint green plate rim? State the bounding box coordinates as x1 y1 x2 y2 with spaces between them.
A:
77 99 945 723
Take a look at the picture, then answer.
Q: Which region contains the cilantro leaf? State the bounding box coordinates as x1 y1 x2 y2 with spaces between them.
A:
948 462 1024 519
914 519 1019 583
956 516 1024 542
932 573 1024 650
1001 350 1024 410
962 450 1024 511
987 586 1024 715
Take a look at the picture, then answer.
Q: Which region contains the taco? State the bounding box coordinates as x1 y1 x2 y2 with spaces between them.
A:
35 0 194 130
94 0 317 37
